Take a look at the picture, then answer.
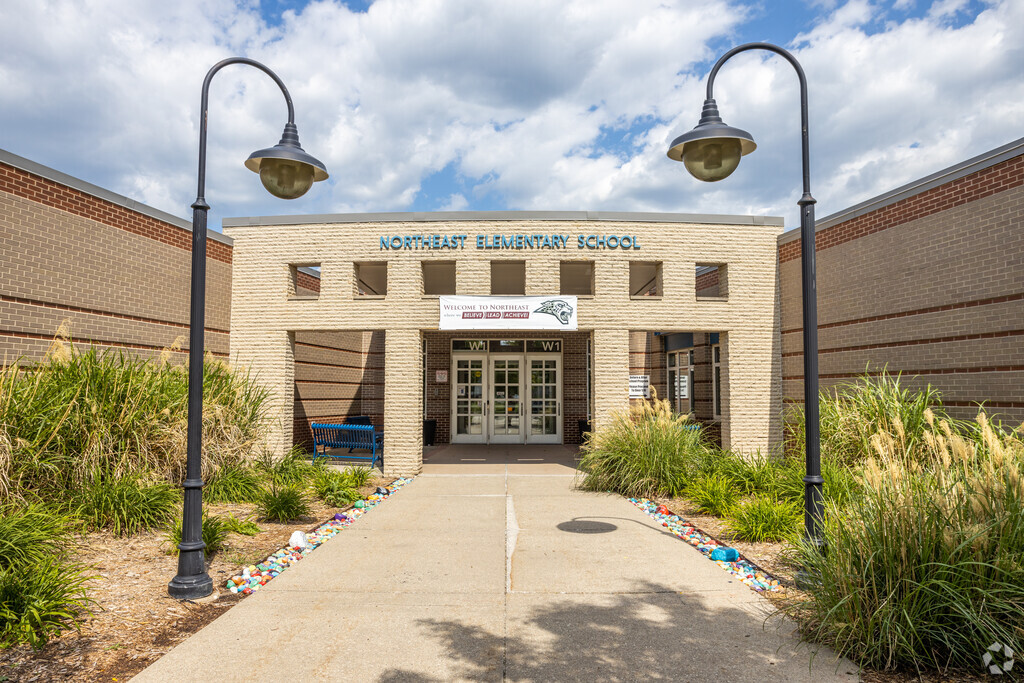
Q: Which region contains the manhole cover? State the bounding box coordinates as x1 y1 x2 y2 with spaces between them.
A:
556 520 617 534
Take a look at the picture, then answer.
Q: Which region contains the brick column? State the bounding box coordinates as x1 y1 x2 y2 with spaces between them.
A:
719 329 780 455
383 328 423 476
231 329 294 459
592 328 630 431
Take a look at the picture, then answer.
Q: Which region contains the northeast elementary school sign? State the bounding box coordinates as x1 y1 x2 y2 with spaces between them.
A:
379 233 642 250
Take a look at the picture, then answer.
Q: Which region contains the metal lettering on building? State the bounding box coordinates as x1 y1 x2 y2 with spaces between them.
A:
379 233 641 250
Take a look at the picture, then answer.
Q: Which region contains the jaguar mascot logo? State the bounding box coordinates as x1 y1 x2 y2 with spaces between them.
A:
534 299 574 325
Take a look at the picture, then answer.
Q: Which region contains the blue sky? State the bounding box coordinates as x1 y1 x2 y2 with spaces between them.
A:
0 0 1020 231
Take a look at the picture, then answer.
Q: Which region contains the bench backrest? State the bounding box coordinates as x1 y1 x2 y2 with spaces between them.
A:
311 423 375 448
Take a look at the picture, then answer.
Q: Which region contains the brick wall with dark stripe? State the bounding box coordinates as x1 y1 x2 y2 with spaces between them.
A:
1 160 233 362
293 330 379 448
779 152 1024 425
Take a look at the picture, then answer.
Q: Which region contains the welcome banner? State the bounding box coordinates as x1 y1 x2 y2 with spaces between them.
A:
439 295 578 331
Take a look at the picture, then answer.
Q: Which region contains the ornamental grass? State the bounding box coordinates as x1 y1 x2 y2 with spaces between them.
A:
785 411 1024 673
0 330 271 505
577 395 711 499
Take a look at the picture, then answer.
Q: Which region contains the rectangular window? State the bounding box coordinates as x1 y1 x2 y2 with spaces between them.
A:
289 264 321 299
422 261 456 295
586 336 593 422
712 344 722 418
354 262 387 297
666 349 694 416
560 261 595 296
629 261 662 297
696 263 728 299
491 261 526 295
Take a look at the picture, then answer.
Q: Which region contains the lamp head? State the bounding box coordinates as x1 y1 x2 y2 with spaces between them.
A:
667 98 756 182
245 122 329 199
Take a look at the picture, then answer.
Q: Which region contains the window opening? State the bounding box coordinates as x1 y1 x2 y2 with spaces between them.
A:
712 344 722 418
629 261 662 297
696 264 728 299
354 262 387 296
288 264 321 299
422 261 456 295
560 261 595 296
490 261 526 295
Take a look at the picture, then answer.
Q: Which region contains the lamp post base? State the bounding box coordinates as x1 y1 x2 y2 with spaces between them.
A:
167 573 213 600
794 568 820 591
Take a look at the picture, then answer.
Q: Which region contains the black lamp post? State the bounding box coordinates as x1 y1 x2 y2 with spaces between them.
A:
666 42 825 561
168 57 329 600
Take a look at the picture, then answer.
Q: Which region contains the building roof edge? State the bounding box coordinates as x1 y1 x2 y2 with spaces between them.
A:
0 148 233 247
223 209 785 228
778 136 1024 246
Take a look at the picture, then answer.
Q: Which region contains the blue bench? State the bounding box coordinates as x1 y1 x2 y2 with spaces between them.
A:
311 421 383 469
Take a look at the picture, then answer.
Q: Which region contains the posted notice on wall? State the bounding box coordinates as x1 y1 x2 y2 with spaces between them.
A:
439 295 578 330
629 375 650 398
677 374 689 399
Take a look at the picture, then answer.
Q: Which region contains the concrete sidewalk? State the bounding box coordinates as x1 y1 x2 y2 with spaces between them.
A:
136 446 858 682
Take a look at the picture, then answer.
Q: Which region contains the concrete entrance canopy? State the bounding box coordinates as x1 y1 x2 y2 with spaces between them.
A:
223 211 784 476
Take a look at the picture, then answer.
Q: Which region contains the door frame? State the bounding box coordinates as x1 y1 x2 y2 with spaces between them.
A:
447 340 564 445
450 354 487 444
525 354 562 444
488 354 525 444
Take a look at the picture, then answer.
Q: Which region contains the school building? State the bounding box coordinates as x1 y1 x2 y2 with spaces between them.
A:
1 137 1021 475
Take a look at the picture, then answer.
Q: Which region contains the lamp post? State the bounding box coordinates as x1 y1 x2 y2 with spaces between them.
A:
168 57 329 600
666 43 824 561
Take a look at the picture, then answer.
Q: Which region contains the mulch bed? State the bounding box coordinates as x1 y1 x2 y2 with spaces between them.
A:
0 478 390 682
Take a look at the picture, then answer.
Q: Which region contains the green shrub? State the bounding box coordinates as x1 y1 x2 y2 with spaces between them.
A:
578 398 710 498
726 496 801 542
0 339 270 504
0 557 94 649
773 456 860 508
0 504 78 570
166 514 228 557
312 469 360 507
715 453 780 496
205 464 263 503
685 473 738 516
256 485 311 522
73 476 177 536
259 447 317 488
223 514 261 536
343 466 372 488
783 413 1024 672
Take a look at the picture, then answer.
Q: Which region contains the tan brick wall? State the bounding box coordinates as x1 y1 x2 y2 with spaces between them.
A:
1 162 231 363
227 218 783 474
780 165 1024 426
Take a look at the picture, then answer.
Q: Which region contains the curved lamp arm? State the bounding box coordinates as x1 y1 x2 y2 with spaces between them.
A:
195 57 296 204
706 42 813 202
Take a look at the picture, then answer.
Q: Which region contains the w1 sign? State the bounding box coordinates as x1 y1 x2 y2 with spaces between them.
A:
439 296 578 330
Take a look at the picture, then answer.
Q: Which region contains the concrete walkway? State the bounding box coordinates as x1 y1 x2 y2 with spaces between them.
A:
137 446 858 682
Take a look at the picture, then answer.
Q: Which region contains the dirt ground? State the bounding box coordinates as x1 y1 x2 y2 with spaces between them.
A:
0 477 390 683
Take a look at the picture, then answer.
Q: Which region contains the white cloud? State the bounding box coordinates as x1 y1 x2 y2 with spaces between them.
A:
441 193 469 211
0 0 1020 230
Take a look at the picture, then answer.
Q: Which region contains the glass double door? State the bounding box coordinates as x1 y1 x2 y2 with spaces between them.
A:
452 354 561 444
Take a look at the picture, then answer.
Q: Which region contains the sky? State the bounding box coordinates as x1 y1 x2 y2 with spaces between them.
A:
0 0 1021 232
